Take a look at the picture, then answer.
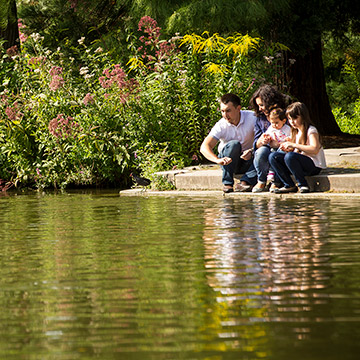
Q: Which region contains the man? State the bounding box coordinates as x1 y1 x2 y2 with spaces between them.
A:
200 93 257 193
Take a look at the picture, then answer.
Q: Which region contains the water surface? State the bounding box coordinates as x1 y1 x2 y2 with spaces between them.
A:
0 191 359 359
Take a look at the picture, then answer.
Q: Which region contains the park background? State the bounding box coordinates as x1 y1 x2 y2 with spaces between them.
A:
1 0 360 190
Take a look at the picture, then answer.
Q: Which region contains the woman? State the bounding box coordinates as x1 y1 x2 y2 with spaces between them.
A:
236 84 290 192
268 102 326 193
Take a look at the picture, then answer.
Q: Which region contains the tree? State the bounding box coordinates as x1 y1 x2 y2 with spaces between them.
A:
0 0 20 50
129 0 360 135
18 0 129 51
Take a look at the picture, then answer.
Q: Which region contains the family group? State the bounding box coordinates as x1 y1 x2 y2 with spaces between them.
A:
200 85 326 193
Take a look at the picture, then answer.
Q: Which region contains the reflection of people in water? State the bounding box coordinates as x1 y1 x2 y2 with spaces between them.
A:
202 198 330 348
203 198 262 290
204 198 329 291
256 198 330 293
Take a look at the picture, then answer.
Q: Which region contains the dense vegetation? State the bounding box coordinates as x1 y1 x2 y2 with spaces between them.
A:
0 15 291 189
0 0 359 190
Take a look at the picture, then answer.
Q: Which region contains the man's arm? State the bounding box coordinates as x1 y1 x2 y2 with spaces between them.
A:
200 135 232 166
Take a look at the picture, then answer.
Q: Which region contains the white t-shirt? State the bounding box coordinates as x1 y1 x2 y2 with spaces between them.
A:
295 125 327 169
209 110 256 153
265 124 291 143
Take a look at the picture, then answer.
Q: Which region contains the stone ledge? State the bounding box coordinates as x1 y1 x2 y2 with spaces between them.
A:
153 147 360 193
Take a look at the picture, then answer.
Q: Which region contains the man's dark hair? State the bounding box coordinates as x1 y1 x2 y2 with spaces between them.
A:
250 84 290 116
220 93 241 108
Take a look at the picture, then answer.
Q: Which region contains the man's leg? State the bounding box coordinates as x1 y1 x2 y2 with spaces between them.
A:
219 140 242 186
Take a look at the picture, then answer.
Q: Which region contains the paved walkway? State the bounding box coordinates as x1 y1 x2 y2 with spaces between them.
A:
153 147 360 194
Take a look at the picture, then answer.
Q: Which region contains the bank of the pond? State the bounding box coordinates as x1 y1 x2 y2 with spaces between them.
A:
121 146 360 196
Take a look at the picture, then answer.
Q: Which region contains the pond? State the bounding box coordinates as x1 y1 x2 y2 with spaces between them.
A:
0 191 360 359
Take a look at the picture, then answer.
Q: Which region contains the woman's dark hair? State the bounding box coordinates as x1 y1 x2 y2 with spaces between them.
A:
250 84 289 117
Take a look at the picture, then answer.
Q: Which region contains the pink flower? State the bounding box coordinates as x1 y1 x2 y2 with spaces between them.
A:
18 19 28 43
99 76 111 88
49 117 60 137
5 107 17 121
49 114 80 138
29 57 44 66
138 16 160 38
5 103 22 121
19 32 28 43
83 93 94 106
6 46 18 57
49 66 63 76
103 68 111 78
49 75 64 91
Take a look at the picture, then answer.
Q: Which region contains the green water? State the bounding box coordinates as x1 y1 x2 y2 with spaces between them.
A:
0 191 360 359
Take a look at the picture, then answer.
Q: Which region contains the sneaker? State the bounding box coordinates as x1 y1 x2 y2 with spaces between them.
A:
274 186 298 194
234 183 252 192
223 185 234 193
299 186 310 193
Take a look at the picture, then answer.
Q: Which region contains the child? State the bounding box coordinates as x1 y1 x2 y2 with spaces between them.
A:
269 102 326 193
252 107 291 192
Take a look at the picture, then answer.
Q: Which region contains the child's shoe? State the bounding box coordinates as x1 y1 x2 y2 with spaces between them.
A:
267 171 275 182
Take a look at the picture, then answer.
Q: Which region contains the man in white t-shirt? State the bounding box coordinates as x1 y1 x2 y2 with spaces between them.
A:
200 93 257 193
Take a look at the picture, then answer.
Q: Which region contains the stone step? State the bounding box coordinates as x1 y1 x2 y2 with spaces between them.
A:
156 147 360 193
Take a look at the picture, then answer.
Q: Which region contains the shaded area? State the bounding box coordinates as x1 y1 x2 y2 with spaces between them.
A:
322 134 360 149
322 166 360 175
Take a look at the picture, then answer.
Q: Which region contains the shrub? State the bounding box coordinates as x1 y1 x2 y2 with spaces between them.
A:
333 101 360 135
0 16 289 189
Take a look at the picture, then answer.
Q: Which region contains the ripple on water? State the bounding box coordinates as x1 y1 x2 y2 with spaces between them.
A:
0 194 360 359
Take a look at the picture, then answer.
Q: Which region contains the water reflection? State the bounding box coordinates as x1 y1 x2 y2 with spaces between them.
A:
204 197 330 293
0 193 360 359
202 197 341 354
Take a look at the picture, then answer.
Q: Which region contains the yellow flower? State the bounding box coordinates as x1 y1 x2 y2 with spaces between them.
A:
203 63 227 76
180 32 227 54
223 33 261 56
126 57 146 71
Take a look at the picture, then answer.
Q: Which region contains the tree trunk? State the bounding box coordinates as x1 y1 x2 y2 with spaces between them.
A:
286 37 341 135
0 0 20 50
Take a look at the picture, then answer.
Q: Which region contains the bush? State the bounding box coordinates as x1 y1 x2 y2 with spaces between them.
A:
333 100 360 135
0 16 289 189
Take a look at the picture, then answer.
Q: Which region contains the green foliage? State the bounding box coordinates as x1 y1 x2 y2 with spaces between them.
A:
18 0 130 55
0 15 288 190
323 30 360 135
0 0 15 29
134 142 181 191
323 31 360 112
333 102 360 135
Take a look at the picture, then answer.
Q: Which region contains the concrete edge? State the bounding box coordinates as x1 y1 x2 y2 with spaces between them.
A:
120 188 360 199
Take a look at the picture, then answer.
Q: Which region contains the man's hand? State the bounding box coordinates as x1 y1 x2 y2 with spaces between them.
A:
217 156 232 165
240 149 253 161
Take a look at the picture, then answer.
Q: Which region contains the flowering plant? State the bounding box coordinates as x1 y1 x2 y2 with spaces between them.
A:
0 16 288 189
